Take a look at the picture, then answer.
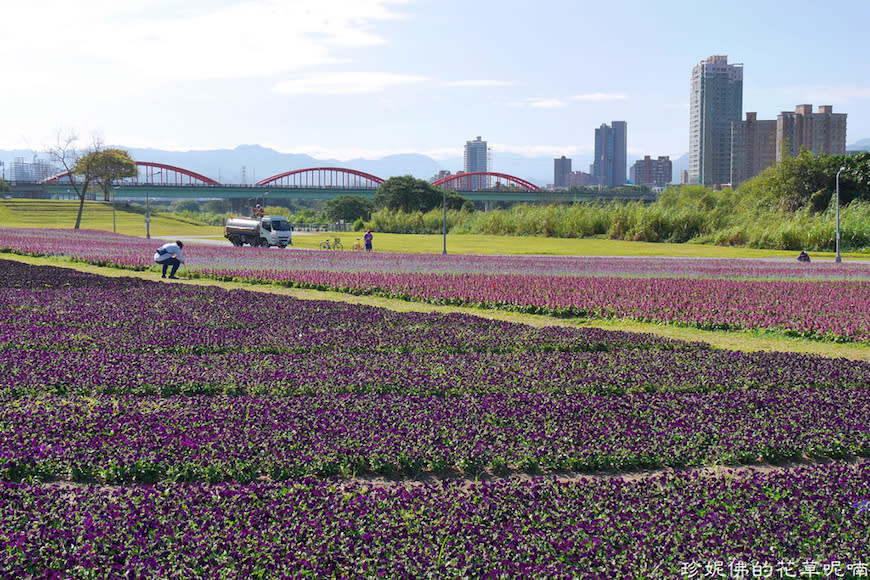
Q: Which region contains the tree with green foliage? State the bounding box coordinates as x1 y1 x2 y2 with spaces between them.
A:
171 199 201 213
47 135 138 229
203 199 230 214
737 149 870 214
324 195 374 223
374 175 468 213
79 148 138 202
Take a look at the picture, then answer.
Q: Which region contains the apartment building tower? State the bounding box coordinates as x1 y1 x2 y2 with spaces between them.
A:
593 121 627 188
689 55 743 187
464 136 489 190
730 112 777 187
632 156 673 188
554 156 572 189
777 105 847 160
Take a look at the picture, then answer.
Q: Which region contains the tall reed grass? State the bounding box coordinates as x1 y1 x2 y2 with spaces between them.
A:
365 186 870 252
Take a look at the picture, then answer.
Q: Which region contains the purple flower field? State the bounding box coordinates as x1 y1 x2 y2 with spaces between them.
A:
3 228 870 341
1 246 869 575
2 388 869 482
2 463 868 578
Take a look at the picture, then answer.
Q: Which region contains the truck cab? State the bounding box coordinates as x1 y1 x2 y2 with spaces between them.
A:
225 215 292 248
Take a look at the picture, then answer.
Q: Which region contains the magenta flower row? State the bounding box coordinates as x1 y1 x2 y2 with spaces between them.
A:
3 228 870 340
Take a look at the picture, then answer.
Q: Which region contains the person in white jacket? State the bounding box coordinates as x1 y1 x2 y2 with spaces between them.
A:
153 241 185 279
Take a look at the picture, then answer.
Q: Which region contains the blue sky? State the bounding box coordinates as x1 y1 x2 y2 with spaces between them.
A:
2 0 869 164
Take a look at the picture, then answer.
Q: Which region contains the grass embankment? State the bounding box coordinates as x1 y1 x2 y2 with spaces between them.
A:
2 198 853 258
0 199 222 238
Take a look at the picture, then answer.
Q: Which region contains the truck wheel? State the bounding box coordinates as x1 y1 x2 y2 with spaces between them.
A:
231 237 243 247
278 244 287 249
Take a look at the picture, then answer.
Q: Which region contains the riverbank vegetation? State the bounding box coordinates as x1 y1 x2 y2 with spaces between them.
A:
369 151 870 252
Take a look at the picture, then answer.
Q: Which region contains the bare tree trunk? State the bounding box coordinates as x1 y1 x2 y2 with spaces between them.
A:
74 191 86 229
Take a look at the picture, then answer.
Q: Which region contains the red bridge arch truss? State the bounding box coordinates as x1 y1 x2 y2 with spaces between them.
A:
432 171 540 192
256 167 384 189
41 161 220 186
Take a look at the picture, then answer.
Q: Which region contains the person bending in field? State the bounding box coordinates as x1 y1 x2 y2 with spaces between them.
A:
153 241 185 279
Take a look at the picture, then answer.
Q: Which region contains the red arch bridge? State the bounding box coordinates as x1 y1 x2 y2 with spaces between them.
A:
39 162 633 203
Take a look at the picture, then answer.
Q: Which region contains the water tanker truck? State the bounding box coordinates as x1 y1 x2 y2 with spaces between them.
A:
224 215 292 248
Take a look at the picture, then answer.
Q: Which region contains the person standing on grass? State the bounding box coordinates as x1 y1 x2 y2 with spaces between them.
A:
364 229 373 252
153 241 185 279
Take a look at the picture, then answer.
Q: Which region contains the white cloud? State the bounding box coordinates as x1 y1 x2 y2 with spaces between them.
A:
507 92 628 109
528 98 569 109
507 97 568 108
271 72 427 95
0 0 413 149
442 80 518 87
569 92 629 102
2 0 411 87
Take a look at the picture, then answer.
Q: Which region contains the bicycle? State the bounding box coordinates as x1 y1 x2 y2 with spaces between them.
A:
319 237 343 250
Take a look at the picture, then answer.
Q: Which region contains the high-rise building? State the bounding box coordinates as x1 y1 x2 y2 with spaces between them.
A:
689 55 743 187
777 105 847 160
464 136 489 190
553 156 572 189
730 112 777 187
632 155 672 188
593 121 627 188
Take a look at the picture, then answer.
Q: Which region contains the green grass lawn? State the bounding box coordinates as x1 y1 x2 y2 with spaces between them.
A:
1 198 861 259
288 231 852 259
0 199 222 238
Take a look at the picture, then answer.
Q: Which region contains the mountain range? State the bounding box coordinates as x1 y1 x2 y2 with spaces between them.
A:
3 140 868 187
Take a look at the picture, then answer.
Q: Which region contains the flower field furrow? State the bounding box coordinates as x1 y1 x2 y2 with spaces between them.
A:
1 462 868 578
2 348 870 397
1 389 868 481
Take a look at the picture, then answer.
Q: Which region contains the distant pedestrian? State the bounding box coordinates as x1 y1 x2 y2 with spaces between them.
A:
364 230 373 252
153 241 185 279
797 251 811 263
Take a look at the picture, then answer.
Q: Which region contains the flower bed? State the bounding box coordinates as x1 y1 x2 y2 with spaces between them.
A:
2 462 868 578
2 389 869 482
1 250 869 575
2 259 869 481
2 229 870 341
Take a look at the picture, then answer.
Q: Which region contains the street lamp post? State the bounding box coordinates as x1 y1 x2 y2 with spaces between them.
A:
112 186 119 234
145 190 151 240
442 186 447 255
836 166 845 263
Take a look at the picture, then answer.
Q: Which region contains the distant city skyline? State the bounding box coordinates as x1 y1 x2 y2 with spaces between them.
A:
1 1 869 164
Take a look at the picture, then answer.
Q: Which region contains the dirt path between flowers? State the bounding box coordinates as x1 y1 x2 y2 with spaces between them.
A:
34 456 870 491
7 253 870 362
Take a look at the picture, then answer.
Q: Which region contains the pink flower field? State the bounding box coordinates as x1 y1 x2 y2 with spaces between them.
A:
3 228 869 342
